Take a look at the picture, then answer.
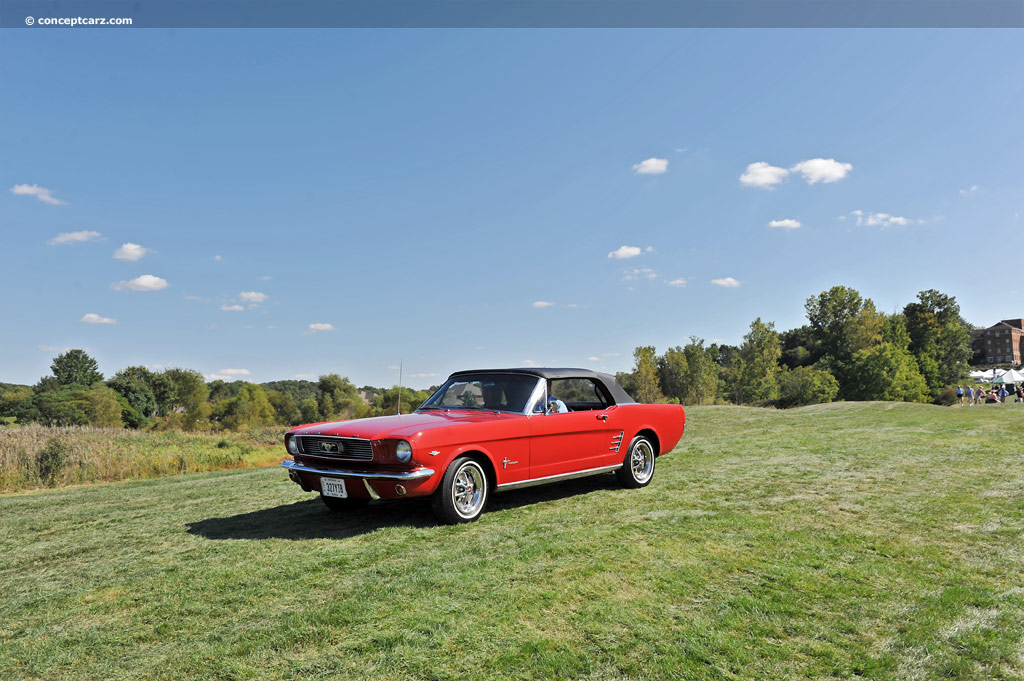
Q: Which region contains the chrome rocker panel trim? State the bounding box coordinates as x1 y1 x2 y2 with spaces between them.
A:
495 463 623 492
282 459 435 481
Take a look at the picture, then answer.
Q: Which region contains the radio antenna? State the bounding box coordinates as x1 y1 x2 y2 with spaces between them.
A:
397 358 403 415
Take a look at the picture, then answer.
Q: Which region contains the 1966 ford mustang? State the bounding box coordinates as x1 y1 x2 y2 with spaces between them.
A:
282 368 685 523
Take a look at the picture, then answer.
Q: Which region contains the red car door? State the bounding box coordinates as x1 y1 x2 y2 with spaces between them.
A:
528 410 613 479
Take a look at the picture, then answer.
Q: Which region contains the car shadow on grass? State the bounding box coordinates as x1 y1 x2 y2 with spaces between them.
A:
186 473 621 540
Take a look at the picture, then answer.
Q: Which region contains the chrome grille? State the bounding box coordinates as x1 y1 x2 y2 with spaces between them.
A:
296 436 373 461
610 431 624 453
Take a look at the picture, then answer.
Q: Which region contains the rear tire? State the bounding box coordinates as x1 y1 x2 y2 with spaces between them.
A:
616 435 656 488
432 456 489 524
320 494 370 512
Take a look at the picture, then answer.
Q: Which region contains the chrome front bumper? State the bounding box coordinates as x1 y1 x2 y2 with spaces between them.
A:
281 459 436 481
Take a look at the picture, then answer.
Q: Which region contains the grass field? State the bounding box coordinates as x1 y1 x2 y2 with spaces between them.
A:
0 426 285 492
2 402 1023 680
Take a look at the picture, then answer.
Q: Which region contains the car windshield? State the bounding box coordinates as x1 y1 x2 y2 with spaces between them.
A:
419 373 540 414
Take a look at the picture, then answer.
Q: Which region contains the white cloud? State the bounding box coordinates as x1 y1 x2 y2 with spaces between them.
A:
960 185 979 195
239 291 268 303
675 147 687 153
39 345 62 352
587 356 600 362
48 230 102 245
532 301 555 308
608 245 643 259
260 275 272 280
307 323 335 333
112 274 169 291
80 313 116 325
566 303 579 308
740 162 789 189
624 267 658 281
852 211 912 228
113 243 150 261
294 373 317 379
219 368 251 376
522 359 541 367
666 278 687 287
214 255 223 262
409 372 440 378
601 352 619 357
790 158 852 184
632 158 669 175
768 219 802 230
711 277 741 288
12 183 66 205
221 304 244 311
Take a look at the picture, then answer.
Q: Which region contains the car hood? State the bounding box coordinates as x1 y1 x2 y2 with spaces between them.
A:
289 410 518 441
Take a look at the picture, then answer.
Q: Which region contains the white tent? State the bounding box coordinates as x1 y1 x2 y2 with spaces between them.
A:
993 368 1024 384
972 369 998 382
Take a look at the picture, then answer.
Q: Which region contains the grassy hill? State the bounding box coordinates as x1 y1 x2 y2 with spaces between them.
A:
2 402 1023 680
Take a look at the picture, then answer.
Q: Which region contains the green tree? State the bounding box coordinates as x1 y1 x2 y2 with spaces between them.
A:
903 289 972 395
213 384 276 431
0 387 33 422
86 386 125 428
682 337 719 405
657 346 688 403
299 397 320 424
107 372 157 421
317 374 364 420
780 325 819 370
845 343 929 403
163 368 211 429
267 389 302 425
48 349 103 387
805 286 883 397
734 318 782 404
373 387 432 416
631 346 665 404
25 387 92 426
776 366 839 407
805 286 867 362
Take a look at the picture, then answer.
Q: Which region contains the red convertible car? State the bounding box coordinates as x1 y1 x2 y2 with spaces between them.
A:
281 368 685 523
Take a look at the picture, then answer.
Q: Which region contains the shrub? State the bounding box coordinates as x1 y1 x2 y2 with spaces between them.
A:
776 366 839 408
934 388 958 406
36 437 70 486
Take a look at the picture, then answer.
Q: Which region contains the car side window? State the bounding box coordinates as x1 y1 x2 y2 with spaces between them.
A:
549 379 611 411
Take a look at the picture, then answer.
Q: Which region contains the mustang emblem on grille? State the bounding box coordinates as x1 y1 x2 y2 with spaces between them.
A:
319 441 341 453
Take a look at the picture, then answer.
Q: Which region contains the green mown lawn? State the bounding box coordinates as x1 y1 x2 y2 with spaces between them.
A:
2 403 1023 680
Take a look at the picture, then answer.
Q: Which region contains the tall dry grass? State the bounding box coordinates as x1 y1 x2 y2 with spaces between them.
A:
0 425 286 492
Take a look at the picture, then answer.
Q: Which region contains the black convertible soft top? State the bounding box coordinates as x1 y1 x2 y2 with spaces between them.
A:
447 368 636 405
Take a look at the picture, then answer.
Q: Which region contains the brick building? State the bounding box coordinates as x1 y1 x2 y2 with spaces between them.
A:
973 319 1024 365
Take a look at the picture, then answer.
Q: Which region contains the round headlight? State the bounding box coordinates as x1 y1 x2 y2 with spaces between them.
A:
287 436 299 455
395 440 412 463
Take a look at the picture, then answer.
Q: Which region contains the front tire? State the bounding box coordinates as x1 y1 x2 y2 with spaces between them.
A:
616 435 656 488
432 456 489 524
321 494 370 512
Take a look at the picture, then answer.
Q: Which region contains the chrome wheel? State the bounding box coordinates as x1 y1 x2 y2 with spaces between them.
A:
452 461 486 518
630 440 655 484
616 435 656 489
433 456 491 524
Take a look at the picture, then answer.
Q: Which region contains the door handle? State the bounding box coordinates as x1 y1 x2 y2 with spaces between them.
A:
596 414 609 421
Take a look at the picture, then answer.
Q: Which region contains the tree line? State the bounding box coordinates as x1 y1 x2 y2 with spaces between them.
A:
0 285 978 429
618 286 974 407
0 351 435 431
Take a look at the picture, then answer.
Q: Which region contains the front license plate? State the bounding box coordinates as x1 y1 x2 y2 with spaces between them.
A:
321 478 348 498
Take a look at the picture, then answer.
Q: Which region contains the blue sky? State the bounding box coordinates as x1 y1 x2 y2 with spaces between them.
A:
2 30 1021 388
